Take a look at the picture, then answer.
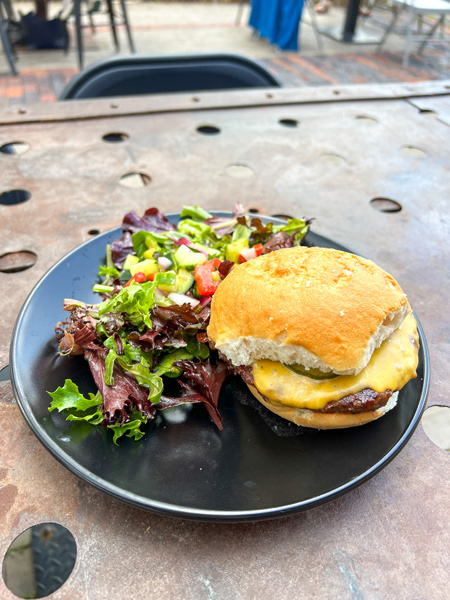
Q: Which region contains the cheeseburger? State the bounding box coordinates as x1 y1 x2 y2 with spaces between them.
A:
207 247 419 429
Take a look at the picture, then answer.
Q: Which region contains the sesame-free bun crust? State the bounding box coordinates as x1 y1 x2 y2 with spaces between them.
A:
208 247 410 375
247 384 399 429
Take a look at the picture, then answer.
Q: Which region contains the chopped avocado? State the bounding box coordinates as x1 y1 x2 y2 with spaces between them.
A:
283 364 339 380
129 259 159 277
226 238 248 263
122 254 140 271
176 269 195 294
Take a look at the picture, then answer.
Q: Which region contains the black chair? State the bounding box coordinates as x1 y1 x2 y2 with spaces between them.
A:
59 53 282 100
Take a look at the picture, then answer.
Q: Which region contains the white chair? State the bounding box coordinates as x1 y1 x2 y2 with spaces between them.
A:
378 0 450 67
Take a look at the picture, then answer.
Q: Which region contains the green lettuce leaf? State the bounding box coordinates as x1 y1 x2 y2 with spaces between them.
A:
180 205 213 221
97 280 156 329
177 220 218 244
108 411 148 445
48 379 101 413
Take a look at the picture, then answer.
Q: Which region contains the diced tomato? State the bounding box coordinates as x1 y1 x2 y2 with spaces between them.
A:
254 243 263 257
194 259 222 296
134 272 147 283
124 271 147 287
239 244 264 263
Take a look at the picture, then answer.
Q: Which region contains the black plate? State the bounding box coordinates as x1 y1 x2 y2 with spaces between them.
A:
10 213 430 522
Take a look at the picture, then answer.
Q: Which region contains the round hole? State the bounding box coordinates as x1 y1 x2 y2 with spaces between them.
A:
225 164 254 179
401 146 426 158
318 154 346 166
196 125 221 135
110 103 119 109
248 207 260 214
0 364 10 382
271 213 293 221
2 523 76 599
333 90 340 95
444 85 450 90
191 96 200 103
266 93 274 99
418 109 438 117
0 250 37 273
0 189 31 206
369 197 402 213
119 172 151 189
422 406 450 452
0 142 30 155
102 132 129 143
87 228 100 236
17 108 26 115
279 118 299 128
355 115 378 125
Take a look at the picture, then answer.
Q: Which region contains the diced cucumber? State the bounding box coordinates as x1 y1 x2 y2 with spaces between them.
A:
176 268 195 294
193 243 221 259
130 259 159 277
173 244 207 269
173 244 191 265
122 254 140 271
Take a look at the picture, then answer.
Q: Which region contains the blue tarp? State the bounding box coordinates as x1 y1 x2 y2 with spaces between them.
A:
249 0 304 51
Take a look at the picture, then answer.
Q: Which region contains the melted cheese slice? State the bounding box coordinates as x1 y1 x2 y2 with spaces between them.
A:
252 312 419 410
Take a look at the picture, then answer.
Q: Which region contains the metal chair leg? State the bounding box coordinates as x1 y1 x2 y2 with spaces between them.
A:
119 0 135 53
235 0 248 26
377 6 403 52
74 0 84 69
304 0 324 52
403 6 415 68
106 0 119 51
418 14 444 55
0 13 17 75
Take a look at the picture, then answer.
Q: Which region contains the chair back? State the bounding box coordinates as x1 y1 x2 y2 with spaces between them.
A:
59 53 282 99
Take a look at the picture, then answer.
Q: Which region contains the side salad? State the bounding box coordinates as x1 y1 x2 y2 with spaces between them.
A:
48 205 311 443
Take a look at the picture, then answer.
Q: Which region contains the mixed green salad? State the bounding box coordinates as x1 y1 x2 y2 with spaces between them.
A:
48 205 311 443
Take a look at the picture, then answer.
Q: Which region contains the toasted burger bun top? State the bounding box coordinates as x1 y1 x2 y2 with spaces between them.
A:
207 246 410 375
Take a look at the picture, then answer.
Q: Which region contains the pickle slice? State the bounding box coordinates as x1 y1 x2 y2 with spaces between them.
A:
283 364 339 380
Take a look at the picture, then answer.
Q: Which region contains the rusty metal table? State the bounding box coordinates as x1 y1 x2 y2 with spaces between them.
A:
1 81 449 599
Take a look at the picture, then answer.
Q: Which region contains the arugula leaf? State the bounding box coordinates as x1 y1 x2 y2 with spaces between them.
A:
97 280 156 329
180 205 213 221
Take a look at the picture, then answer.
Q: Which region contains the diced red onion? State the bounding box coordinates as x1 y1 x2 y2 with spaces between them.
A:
174 237 192 247
239 247 257 262
192 244 209 258
168 292 200 308
158 256 172 270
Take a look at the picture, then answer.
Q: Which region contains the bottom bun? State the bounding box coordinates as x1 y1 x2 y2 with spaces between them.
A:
246 384 399 430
